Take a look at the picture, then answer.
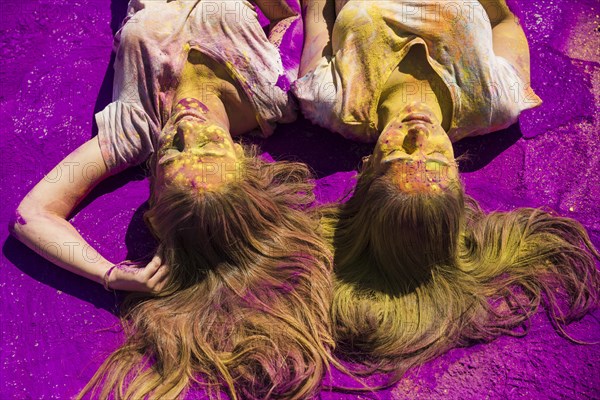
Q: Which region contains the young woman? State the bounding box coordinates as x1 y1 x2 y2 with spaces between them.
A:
10 1 334 399
295 0 600 382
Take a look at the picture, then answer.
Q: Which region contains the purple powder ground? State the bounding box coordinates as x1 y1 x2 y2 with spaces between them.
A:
1 0 599 398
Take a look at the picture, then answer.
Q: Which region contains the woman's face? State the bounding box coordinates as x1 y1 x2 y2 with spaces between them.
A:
154 112 244 192
371 104 458 193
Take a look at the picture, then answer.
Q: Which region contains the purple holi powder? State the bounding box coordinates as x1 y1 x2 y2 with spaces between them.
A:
0 0 598 398
11 210 27 226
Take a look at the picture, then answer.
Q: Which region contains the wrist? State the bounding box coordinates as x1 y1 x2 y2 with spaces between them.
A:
102 264 118 291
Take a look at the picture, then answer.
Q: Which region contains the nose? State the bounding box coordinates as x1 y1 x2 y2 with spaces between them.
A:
402 126 429 154
176 120 194 140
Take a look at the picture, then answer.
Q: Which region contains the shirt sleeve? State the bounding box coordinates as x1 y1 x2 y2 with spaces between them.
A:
292 56 340 125
95 101 158 173
488 56 543 131
292 55 379 143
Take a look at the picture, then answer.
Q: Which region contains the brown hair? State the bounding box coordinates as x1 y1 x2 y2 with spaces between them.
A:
79 147 334 399
325 162 600 382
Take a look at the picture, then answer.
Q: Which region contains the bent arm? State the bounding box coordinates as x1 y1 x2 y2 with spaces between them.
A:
254 0 297 21
10 137 169 292
480 0 532 85
10 137 115 284
299 0 335 77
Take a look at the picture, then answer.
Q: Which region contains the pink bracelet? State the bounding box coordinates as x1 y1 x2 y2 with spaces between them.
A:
103 264 118 291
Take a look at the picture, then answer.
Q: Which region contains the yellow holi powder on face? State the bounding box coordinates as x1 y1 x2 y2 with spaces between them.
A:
162 133 175 143
200 182 216 190
181 122 191 132
156 114 244 192
161 156 244 192
385 160 457 194
174 172 186 185
375 123 411 157
379 142 391 153
170 157 186 170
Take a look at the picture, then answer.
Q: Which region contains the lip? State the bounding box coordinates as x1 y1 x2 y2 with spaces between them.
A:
383 149 408 160
401 114 432 124
174 109 208 125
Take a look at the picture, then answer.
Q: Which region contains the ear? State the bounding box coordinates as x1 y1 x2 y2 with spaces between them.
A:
233 143 244 159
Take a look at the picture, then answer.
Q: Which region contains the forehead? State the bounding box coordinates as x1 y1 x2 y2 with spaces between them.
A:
387 159 450 174
385 160 456 191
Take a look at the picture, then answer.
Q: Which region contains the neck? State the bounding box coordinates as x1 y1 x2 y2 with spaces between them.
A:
377 44 451 131
378 89 444 132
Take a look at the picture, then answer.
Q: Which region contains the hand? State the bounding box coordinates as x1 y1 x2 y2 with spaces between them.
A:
107 256 170 293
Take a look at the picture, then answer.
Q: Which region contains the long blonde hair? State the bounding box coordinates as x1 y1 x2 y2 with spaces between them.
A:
80 148 334 399
326 163 600 382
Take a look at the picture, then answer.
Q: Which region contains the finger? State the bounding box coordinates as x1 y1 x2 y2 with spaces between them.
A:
149 264 170 282
148 255 161 268
148 265 170 291
141 256 162 278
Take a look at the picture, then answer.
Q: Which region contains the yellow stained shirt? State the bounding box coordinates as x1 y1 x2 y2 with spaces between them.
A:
293 0 542 143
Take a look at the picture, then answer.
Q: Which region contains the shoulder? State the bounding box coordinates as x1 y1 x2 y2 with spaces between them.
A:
477 0 513 27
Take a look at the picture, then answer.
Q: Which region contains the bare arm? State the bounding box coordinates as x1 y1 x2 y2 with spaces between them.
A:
254 0 297 21
478 0 512 27
298 0 336 77
480 0 532 85
10 137 168 292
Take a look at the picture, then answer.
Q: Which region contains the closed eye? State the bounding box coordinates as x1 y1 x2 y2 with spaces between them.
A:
426 152 450 165
383 156 412 165
426 158 449 166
